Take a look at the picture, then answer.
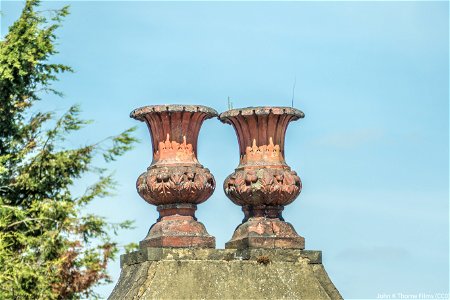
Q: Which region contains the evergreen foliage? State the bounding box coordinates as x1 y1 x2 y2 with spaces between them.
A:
0 1 138 298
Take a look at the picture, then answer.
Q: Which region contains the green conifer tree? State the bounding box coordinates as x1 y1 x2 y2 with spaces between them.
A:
0 1 137 298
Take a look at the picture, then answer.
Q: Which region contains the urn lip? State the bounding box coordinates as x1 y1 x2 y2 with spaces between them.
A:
130 104 218 121
218 106 305 123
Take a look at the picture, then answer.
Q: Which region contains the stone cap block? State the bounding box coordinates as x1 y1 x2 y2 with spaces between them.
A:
120 248 322 268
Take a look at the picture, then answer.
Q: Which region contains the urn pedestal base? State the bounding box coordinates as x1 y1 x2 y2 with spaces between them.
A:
225 217 305 250
140 204 215 249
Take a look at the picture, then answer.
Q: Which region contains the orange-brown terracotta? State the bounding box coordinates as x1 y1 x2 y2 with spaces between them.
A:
131 105 217 248
219 106 305 249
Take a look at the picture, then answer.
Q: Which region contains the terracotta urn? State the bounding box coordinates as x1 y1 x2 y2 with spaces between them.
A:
219 106 305 249
131 104 217 248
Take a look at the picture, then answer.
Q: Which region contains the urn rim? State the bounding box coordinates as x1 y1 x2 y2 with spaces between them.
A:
218 106 305 123
130 104 218 121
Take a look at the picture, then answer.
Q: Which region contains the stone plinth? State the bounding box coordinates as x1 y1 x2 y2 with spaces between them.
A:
109 248 342 300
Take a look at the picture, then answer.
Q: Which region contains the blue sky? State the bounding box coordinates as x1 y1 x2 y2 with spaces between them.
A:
1 1 449 299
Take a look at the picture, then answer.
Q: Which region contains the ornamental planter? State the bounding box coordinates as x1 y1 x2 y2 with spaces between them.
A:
131 105 217 248
219 106 305 249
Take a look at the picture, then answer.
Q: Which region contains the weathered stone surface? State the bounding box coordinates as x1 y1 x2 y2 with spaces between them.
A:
110 248 342 300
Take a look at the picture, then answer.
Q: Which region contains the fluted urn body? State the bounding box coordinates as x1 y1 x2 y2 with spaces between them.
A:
131 105 217 248
219 106 305 249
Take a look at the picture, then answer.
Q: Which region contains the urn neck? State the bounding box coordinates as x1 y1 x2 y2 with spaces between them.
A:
242 205 284 221
157 203 197 221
